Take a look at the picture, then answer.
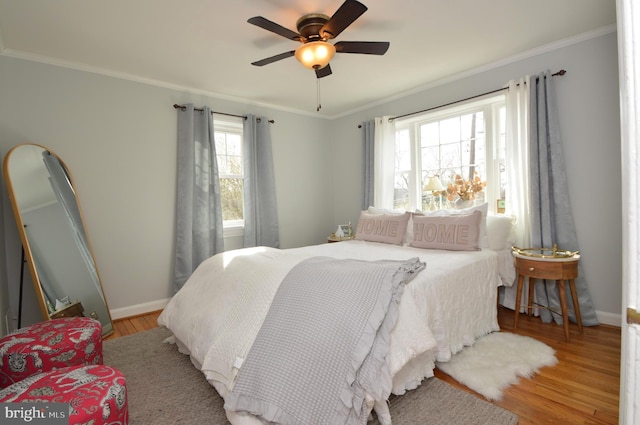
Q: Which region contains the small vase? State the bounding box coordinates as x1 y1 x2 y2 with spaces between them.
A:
455 199 474 209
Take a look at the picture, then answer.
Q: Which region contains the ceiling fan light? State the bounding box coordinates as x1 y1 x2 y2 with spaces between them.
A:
295 41 336 70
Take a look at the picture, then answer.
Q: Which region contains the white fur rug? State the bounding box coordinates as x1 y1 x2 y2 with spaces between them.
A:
436 332 557 401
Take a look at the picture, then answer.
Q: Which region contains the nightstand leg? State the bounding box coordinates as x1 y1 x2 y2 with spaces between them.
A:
527 278 536 316
569 278 584 334
558 280 570 342
514 274 525 330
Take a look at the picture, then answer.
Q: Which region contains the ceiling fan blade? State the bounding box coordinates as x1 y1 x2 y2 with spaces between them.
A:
251 51 296 66
315 64 333 79
248 16 303 41
320 0 368 40
335 41 390 55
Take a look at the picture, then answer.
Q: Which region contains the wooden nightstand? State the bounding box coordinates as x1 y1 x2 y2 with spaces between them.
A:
513 253 583 341
328 235 354 243
50 301 85 319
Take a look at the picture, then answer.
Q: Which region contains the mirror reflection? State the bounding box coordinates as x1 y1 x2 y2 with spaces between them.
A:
4 144 113 336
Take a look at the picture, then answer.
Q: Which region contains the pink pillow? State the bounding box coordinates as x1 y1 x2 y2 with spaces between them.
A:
410 210 482 251
420 202 489 248
355 211 411 245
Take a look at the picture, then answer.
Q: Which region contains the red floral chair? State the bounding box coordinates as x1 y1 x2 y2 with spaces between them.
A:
0 364 128 424
0 317 103 388
0 318 128 424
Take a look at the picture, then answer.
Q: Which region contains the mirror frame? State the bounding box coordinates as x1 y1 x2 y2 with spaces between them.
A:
3 143 114 337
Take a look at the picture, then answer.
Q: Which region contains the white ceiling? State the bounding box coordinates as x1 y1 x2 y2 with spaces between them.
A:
0 0 617 118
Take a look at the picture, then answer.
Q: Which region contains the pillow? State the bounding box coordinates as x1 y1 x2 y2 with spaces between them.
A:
420 202 489 248
367 206 413 244
486 214 516 251
410 210 482 251
367 206 405 215
355 211 411 245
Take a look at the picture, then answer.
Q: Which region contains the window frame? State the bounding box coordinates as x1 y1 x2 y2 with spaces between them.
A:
213 114 245 231
393 94 505 213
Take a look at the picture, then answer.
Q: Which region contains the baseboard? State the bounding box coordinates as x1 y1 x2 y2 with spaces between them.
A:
109 298 170 320
110 299 623 328
596 310 622 327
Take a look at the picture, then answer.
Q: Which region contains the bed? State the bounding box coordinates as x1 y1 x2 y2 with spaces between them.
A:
158 205 516 425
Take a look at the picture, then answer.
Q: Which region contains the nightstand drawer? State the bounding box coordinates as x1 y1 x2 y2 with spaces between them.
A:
515 257 578 280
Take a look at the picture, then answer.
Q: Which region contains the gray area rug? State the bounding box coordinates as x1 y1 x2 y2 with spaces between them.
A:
103 327 518 425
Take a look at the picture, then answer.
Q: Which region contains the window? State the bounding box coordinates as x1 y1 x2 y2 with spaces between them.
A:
393 95 506 213
214 116 244 228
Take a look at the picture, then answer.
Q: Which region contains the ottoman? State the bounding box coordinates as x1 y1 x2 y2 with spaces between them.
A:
0 364 128 424
0 317 102 388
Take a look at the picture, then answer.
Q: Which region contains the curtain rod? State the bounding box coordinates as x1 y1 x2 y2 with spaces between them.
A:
172 104 274 123
386 69 566 123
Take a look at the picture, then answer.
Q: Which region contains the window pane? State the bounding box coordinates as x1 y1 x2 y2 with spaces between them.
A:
498 106 507 201
228 156 242 175
393 171 409 210
395 129 411 171
220 177 244 221
440 117 460 144
420 122 439 147
215 134 226 154
421 145 440 174
215 133 228 175
460 114 473 141
440 143 461 169
393 97 503 212
461 140 473 167
226 134 241 155
215 122 245 225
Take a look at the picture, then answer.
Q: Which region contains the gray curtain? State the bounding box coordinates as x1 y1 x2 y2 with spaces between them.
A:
529 71 599 326
174 104 224 293
361 119 375 210
243 114 279 248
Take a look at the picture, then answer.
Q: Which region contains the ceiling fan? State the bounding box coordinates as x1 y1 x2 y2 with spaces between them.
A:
248 0 390 79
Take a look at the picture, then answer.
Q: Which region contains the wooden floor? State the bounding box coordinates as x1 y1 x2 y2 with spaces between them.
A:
108 306 621 425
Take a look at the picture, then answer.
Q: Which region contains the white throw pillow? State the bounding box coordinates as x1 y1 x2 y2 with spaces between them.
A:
486 214 516 251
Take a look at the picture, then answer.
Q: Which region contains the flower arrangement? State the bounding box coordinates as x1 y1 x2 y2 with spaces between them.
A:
446 173 487 202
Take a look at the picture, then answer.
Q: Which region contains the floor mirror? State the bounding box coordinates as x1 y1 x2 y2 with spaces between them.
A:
3 143 113 337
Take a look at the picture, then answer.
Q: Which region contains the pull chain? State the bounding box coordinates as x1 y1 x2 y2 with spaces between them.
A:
316 78 322 112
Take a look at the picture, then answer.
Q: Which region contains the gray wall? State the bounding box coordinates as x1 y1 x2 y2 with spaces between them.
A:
0 29 622 331
329 30 622 324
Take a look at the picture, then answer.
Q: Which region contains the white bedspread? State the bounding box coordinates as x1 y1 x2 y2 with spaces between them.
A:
158 241 501 424
288 241 501 363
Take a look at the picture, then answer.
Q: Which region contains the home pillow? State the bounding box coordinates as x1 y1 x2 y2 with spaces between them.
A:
367 206 413 244
410 210 482 251
355 211 411 245
421 202 489 248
